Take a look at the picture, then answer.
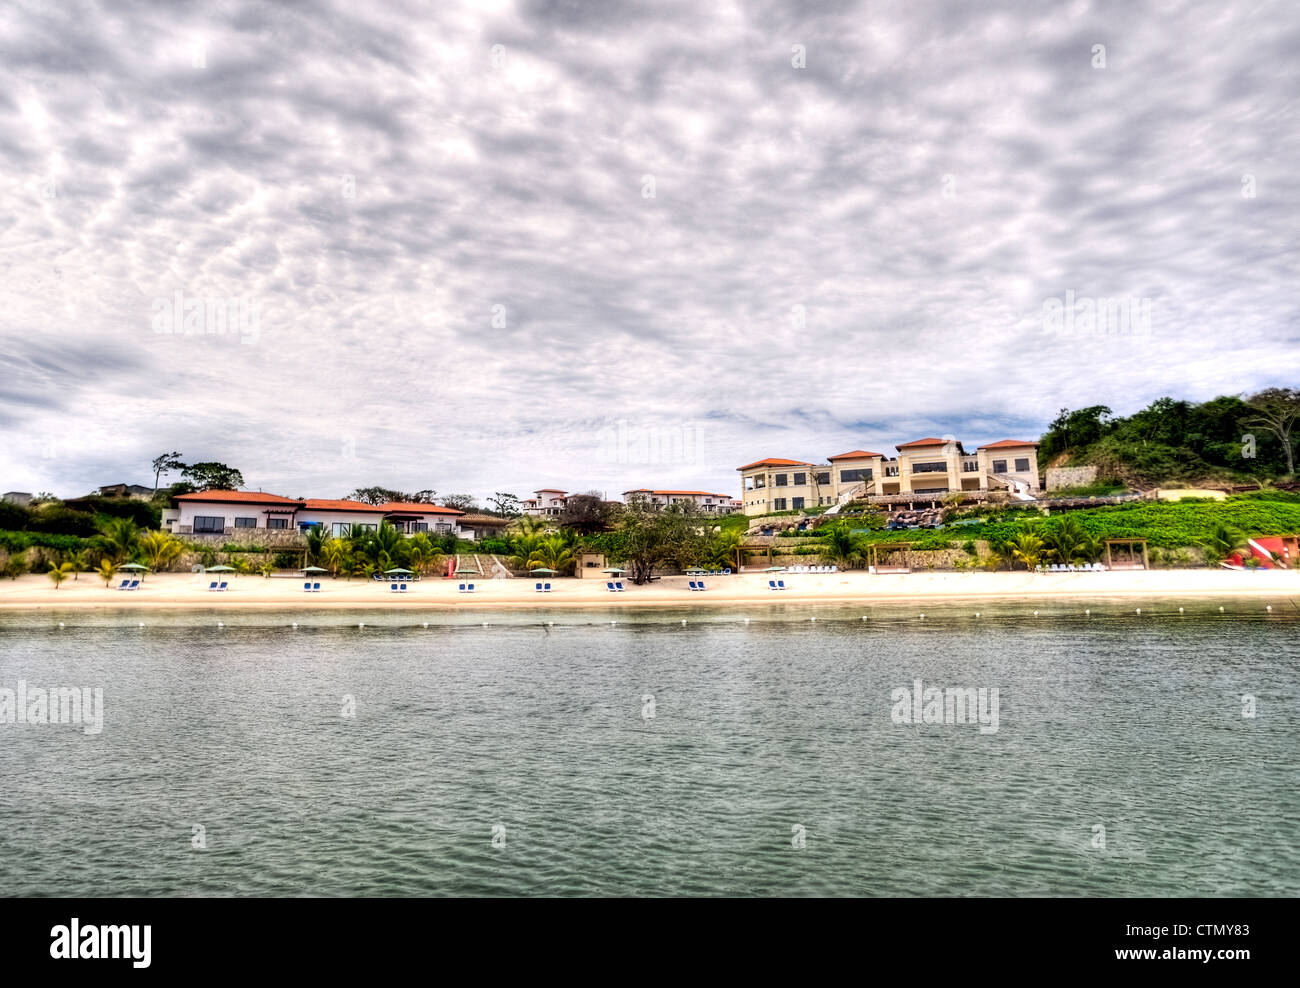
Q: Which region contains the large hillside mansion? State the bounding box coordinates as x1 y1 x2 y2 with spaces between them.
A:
737 438 1041 516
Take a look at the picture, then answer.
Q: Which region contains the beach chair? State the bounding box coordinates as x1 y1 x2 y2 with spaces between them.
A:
535 582 544 592
612 582 623 592
207 581 219 591
723 567 731 575
768 580 778 590
399 583 408 593
122 579 139 591
462 583 475 593
312 582 321 592
697 581 708 591
831 565 838 573
116 578 130 590
458 583 466 592
390 583 400 592
543 583 552 592
777 580 787 590
303 582 312 591
606 582 617 592
217 581 228 591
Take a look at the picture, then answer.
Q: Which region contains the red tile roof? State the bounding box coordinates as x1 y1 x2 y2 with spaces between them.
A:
737 457 809 470
828 449 884 460
174 489 302 505
625 489 732 497
534 488 567 493
977 439 1039 449
895 438 950 449
379 502 463 515
301 498 386 513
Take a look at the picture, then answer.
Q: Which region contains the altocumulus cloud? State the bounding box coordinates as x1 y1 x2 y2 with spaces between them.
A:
0 0 1297 498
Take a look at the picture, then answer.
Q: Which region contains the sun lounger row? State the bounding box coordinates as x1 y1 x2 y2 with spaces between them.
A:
768 580 788 590
534 582 553 592
205 581 228 591
458 583 476 593
606 582 626 592
688 580 708 591
688 568 732 576
302 582 322 592
786 565 837 574
116 579 141 591
1037 563 1107 573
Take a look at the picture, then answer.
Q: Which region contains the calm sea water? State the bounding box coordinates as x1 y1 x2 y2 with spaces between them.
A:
1 598 1296 897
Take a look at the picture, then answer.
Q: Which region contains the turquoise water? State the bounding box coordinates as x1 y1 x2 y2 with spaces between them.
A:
1 599 1296 896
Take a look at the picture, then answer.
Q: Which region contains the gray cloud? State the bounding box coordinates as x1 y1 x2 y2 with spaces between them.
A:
0 0 1297 501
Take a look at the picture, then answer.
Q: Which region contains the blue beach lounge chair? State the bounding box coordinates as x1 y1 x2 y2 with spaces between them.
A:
543 583 552 592
606 582 617 592
303 582 312 591
312 582 321 592
535 582 544 592
217 581 228 591
614 582 625 592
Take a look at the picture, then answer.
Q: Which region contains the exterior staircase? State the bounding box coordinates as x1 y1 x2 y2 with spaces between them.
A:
825 482 868 514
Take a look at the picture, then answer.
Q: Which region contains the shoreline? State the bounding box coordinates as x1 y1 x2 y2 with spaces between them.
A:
2 569 1296 612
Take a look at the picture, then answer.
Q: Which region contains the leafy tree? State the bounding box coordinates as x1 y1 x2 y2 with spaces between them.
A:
1246 388 1300 478
100 517 141 564
440 494 479 512
560 492 612 534
819 521 867 568
138 531 184 571
1010 531 1046 571
346 487 436 505
1199 523 1247 566
151 451 185 495
96 558 117 587
182 462 245 491
2 552 28 579
1039 405 1114 463
598 503 703 584
304 524 331 566
487 492 520 516
527 535 575 574
47 561 74 589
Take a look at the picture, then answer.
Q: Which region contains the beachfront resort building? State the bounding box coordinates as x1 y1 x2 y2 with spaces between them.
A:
737 439 1041 515
161 490 471 538
622 489 743 514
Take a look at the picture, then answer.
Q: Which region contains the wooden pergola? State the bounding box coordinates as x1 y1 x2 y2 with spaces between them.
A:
868 542 912 574
1104 538 1148 570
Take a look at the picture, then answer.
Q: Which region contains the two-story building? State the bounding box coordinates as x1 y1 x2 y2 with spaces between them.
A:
737 439 1040 515
622 489 742 514
521 489 568 517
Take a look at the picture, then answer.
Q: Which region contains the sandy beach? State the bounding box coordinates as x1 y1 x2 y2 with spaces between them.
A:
2 568 1297 611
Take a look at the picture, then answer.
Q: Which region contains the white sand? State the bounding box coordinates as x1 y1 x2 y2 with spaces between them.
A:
1 568 1296 611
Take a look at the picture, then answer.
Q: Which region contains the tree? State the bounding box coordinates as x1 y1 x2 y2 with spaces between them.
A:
708 529 745 571
151 451 185 495
100 517 141 564
47 562 74 589
1246 388 1300 478
1010 531 1046 571
560 492 612 534
440 494 479 512
1038 405 1114 463
527 535 575 574
346 487 436 505
304 524 331 566
604 503 703 584
138 531 184 571
182 462 245 491
1200 523 1247 567
819 521 867 568
96 558 117 587
487 492 520 516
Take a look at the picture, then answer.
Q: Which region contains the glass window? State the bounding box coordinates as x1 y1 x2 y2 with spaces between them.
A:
840 468 873 483
993 460 1008 473
415 522 428 532
913 461 948 473
816 472 830 485
792 497 804 509
331 522 348 537
773 498 787 510
774 474 788 486
884 466 899 477
234 517 256 528
267 517 287 529
193 516 224 533
1015 458 1031 472
793 472 806 486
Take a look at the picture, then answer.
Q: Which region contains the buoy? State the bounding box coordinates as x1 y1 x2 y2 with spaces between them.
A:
810 617 816 622
1266 605 1272 612
358 622 365 628
58 622 64 628
217 622 224 628
1178 607 1184 613
681 619 687 625
1135 608 1141 615
292 622 298 628
138 622 144 628
974 612 980 618
547 621 554 627
1085 609 1090 615
481 622 488 627
1219 606 1224 612
610 620 616 625
919 613 925 620
1033 610 1039 617
422 622 428 628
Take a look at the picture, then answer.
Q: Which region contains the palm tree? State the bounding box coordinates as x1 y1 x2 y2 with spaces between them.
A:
100 517 141 564
231 556 251 577
304 524 331 566
508 534 542 571
68 549 88 580
527 535 575 574
820 521 866 568
512 516 548 538
370 522 404 572
47 562 74 589
709 529 744 571
138 531 184 571
96 558 117 587
407 532 445 576
324 539 348 577
1200 523 1247 567
1010 531 1047 571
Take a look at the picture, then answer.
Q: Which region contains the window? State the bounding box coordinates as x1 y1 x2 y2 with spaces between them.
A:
267 517 288 529
1015 458 1031 472
331 522 349 537
792 497 804 510
963 461 979 472
193 516 224 533
774 474 788 486
414 522 428 532
234 517 256 528
816 472 830 485
840 468 873 483
793 472 806 486
773 498 787 510
884 465 899 477
754 477 764 488
913 461 948 473
993 460 1008 473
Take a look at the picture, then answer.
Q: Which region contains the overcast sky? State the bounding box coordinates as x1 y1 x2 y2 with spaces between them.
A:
2 0 1297 502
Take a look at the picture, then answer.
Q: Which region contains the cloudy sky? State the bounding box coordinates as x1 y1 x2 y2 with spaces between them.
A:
2 0 1297 502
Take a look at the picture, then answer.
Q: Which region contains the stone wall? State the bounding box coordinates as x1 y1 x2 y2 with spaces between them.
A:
178 530 307 548
1046 465 1098 490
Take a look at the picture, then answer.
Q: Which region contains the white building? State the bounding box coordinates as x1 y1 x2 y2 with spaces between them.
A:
161 490 469 537
521 489 568 517
622 489 742 514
